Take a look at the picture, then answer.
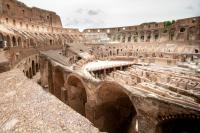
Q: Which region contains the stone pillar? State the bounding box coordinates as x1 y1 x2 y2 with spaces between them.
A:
150 31 154 42
61 87 67 104
120 34 123 43
137 114 157 133
184 27 189 41
144 31 147 42
125 34 129 43
138 32 141 43
131 34 134 43
104 69 106 76
85 102 96 123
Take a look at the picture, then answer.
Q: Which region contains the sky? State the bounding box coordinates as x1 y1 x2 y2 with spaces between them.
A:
18 0 200 30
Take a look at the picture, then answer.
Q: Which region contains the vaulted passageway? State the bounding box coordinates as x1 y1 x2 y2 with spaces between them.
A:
67 76 87 116
156 115 200 133
95 83 137 133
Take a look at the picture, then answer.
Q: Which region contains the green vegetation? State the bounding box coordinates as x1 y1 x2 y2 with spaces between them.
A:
164 20 175 27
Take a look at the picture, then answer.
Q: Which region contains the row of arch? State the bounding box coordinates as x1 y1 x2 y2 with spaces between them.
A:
0 32 64 49
111 26 200 43
45 65 200 133
47 66 137 133
21 56 40 79
92 45 199 63
156 114 200 133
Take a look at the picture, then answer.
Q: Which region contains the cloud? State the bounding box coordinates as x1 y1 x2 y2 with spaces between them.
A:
186 5 194 10
75 8 102 16
88 10 100 16
18 0 200 29
65 17 104 28
76 8 84 14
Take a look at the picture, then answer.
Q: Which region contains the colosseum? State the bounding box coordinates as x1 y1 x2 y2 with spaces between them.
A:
0 0 200 133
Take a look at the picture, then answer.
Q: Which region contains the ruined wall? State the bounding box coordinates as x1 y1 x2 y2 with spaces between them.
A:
0 0 85 74
39 54 200 133
0 0 62 29
83 16 200 43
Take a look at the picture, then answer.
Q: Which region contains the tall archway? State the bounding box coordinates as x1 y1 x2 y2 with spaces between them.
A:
156 115 200 133
67 76 87 116
12 36 17 47
30 38 35 47
0 33 4 48
6 35 11 47
36 63 39 72
95 83 137 133
17 37 22 47
53 68 64 100
32 60 36 76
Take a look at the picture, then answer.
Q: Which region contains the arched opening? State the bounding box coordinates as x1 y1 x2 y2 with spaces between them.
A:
30 38 35 47
67 76 87 116
0 33 4 48
12 36 17 47
140 35 144 42
53 68 64 100
26 71 29 77
6 35 11 47
195 49 199 53
156 115 200 133
95 83 137 133
50 39 53 45
146 31 151 42
180 27 186 32
17 37 22 47
6 18 9 23
117 49 119 55
32 60 36 76
6 4 10 9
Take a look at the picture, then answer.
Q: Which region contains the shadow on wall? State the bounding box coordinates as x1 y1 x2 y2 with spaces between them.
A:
156 115 200 133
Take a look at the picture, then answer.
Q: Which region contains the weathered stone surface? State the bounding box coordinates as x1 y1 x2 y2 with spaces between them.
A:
0 69 99 133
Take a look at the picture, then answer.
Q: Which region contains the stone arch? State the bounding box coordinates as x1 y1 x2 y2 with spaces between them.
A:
17 37 22 47
66 75 87 116
12 36 17 47
32 60 36 76
30 38 35 47
146 31 151 42
6 35 11 47
95 82 137 133
53 67 64 100
140 31 145 42
195 49 199 53
0 33 4 48
50 39 53 45
153 30 159 41
156 114 200 133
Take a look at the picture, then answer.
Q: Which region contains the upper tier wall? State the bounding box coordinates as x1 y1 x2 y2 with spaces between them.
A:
83 16 200 43
83 16 200 34
0 0 62 28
